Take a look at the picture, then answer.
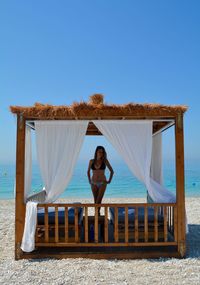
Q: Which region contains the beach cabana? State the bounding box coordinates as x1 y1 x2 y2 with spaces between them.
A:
10 94 188 260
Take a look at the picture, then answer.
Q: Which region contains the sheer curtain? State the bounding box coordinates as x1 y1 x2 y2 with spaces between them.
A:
21 120 88 252
35 121 88 202
151 133 163 185
93 120 175 203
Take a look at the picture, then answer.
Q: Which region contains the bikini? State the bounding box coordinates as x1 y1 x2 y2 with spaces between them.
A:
91 161 106 188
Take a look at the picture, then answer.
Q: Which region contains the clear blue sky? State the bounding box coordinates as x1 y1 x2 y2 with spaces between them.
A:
0 0 200 164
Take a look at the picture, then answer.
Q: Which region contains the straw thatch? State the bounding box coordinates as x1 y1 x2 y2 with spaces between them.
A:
10 94 188 119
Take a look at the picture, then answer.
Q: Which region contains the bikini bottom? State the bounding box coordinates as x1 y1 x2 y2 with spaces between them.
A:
91 182 105 189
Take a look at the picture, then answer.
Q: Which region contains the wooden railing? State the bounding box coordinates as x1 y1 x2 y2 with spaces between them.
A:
35 203 178 247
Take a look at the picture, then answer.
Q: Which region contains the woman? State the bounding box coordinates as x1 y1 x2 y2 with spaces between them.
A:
87 146 114 211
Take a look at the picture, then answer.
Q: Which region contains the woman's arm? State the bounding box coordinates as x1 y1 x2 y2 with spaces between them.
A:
87 159 93 184
105 159 114 183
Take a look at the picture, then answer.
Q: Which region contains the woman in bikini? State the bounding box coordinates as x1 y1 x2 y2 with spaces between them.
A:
87 146 114 210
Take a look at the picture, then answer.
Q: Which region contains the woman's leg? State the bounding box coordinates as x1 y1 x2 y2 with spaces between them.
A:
91 184 98 203
96 184 107 214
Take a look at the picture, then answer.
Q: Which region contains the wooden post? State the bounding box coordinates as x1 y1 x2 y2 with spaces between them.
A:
154 206 158 242
175 113 186 257
84 206 88 242
15 115 26 260
134 207 138 242
45 206 49 242
65 207 69 242
164 206 168 242
125 207 129 243
55 206 59 242
104 207 108 243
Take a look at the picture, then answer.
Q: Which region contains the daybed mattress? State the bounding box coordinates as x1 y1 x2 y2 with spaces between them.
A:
109 207 164 224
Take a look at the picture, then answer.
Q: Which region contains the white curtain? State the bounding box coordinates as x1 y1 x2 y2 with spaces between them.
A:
24 125 32 201
21 120 88 252
35 121 88 202
93 120 175 203
151 133 163 185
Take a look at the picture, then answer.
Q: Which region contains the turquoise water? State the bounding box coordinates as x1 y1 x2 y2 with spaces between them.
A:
0 160 200 199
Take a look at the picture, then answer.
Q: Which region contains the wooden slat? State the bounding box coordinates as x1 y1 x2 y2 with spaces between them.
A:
104 207 108 243
44 206 49 242
114 207 118 242
164 206 168 242
154 206 158 242
168 206 171 232
65 207 68 242
144 207 148 242
171 206 173 232
125 207 128 242
174 206 178 242
35 213 38 243
171 206 174 233
36 241 177 247
134 207 138 242
95 207 98 243
84 206 88 243
38 202 176 208
55 206 59 242
75 207 79 242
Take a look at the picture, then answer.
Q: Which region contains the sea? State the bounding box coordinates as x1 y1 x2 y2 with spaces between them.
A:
0 160 200 200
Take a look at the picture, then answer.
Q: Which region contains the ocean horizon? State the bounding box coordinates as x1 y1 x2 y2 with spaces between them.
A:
0 159 200 200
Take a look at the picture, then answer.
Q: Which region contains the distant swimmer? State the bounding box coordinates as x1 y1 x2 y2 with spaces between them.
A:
3 172 7 176
192 182 196 186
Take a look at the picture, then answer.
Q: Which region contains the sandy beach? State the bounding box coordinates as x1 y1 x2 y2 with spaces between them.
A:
0 197 200 285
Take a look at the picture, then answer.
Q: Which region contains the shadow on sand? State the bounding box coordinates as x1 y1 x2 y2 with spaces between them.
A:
186 224 200 258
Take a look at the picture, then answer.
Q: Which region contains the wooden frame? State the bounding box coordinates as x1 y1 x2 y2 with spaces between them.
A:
14 104 186 259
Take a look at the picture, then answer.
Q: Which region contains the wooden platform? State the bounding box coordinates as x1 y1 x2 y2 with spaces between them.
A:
15 204 180 260
20 245 181 260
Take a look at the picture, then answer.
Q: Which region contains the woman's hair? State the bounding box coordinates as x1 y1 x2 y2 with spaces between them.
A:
94 146 107 163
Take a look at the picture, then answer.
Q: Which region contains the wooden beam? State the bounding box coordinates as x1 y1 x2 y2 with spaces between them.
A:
85 121 173 135
38 202 176 207
15 115 26 260
24 115 176 121
35 241 177 247
175 113 186 257
20 249 180 260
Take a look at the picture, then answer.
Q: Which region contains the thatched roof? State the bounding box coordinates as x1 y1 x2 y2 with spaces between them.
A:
10 94 188 119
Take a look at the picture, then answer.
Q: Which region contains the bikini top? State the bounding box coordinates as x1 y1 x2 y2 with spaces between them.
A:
91 160 106 170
